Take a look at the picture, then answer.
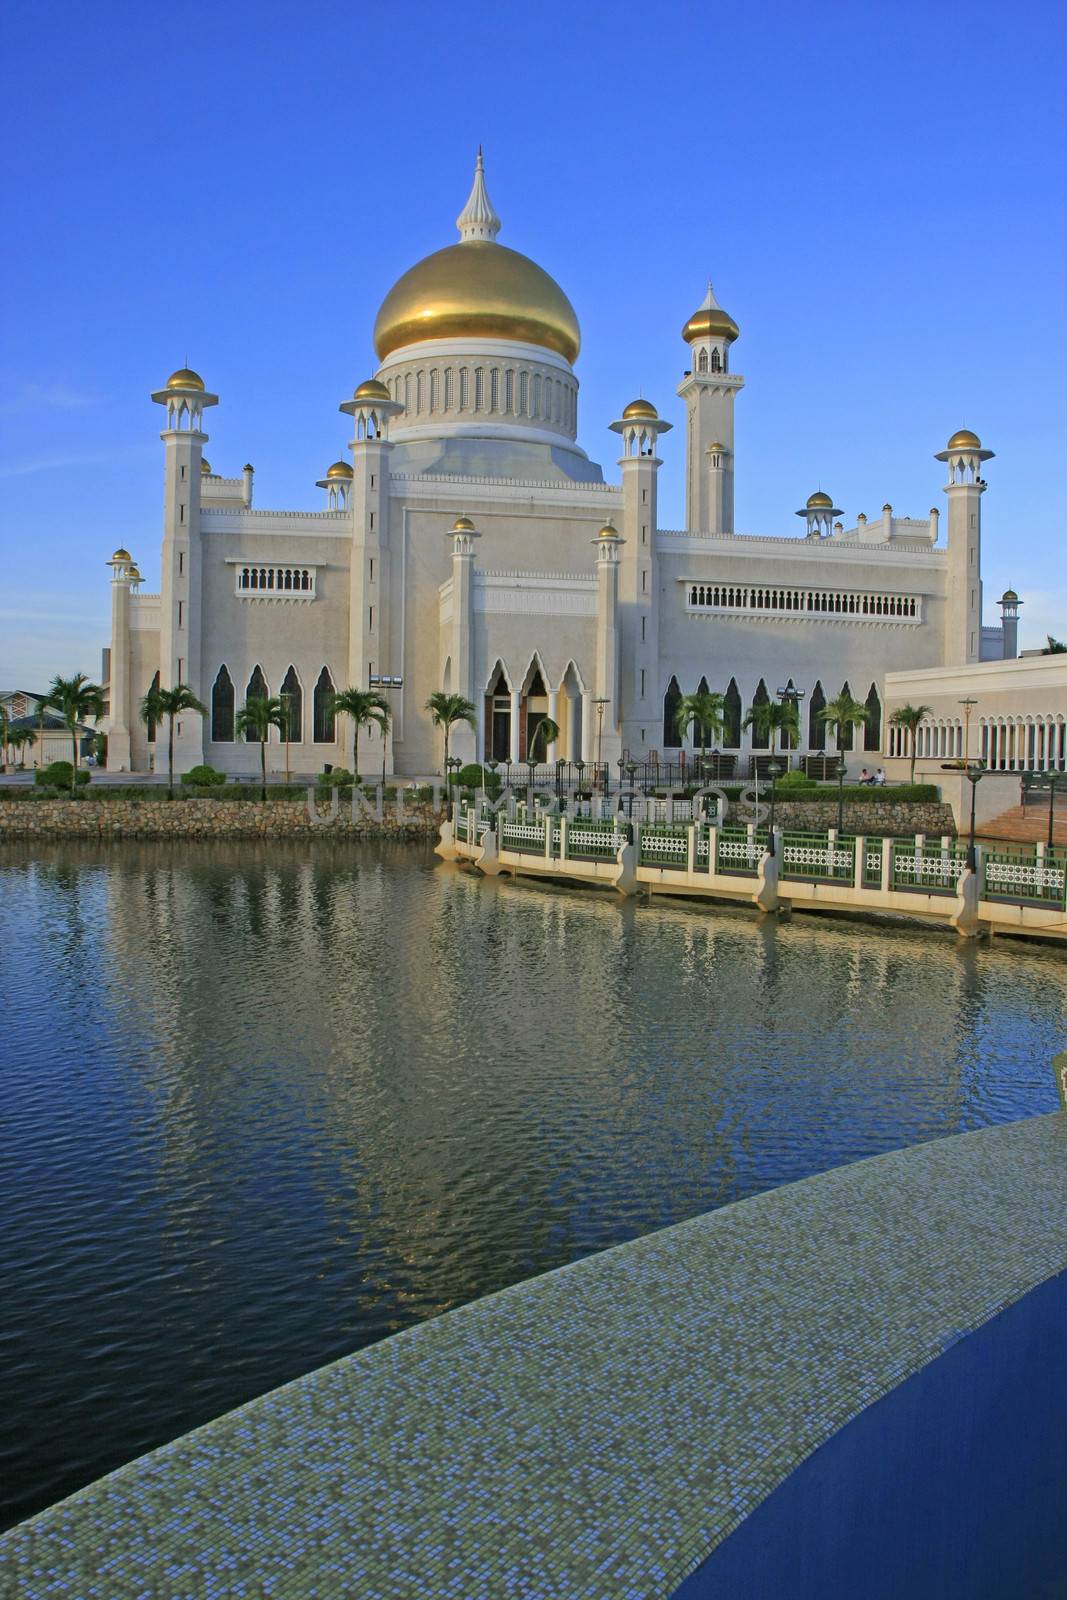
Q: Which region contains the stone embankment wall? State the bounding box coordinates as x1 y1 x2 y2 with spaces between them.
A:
747 801 956 835
0 799 442 841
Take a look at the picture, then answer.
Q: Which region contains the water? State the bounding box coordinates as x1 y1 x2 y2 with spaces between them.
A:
0 840 1063 1532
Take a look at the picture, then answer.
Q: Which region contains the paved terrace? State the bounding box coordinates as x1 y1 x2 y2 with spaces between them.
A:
3 1116 1066 1598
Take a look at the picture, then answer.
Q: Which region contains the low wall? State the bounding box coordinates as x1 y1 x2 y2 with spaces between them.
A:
0 798 441 841
743 799 955 835
3 1115 1064 1597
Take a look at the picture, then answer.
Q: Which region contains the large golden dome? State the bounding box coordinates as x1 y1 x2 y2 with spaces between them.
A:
372 153 580 365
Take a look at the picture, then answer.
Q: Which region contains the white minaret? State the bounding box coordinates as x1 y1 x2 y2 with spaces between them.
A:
592 522 624 770
934 428 993 665
677 283 743 534
339 378 403 770
149 367 217 772
444 517 481 766
795 491 842 540
609 400 672 755
104 548 136 771
998 588 1022 660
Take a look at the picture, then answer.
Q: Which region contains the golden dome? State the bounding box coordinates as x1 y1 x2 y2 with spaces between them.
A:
1001 587 1019 602
597 521 620 539
111 547 131 561
373 241 580 364
128 565 142 581
326 460 353 479
708 441 726 453
451 515 476 532
806 491 833 509
947 428 981 450
354 379 391 402
200 458 212 474
166 368 205 391
622 398 658 420
682 307 739 344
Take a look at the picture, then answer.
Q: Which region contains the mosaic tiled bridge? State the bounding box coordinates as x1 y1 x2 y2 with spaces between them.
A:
2 1116 1066 1598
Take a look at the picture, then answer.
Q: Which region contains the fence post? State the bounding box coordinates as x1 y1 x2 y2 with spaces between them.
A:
881 836 892 893
560 813 569 861
544 813 553 860
853 834 866 892
707 823 718 876
687 822 697 874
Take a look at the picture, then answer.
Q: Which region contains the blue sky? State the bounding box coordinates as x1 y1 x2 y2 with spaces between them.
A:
2 0 1064 685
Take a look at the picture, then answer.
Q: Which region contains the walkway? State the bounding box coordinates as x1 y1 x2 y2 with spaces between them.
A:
3 1116 1065 1598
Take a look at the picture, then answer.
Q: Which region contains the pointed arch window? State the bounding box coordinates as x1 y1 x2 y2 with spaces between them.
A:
750 680 770 749
279 665 302 744
723 678 742 747
808 681 826 750
662 676 682 748
313 667 336 743
697 348 708 374
145 670 160 741
710 348 722 373
244 665 268 741
837 681 855 750
211 665 235 742
864 683 882 751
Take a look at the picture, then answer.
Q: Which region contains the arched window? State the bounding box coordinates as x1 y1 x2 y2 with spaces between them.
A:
697 348 708 373
313 667 336 743
837 681 855 751
749 680 770 749
474 368 484 410
864 683 882 751
723 678 742 747
710 348 722 373
662 676 682 748
519 370 528 414
280 665 302 744
211 665 235 742
244 665 269 741
144 670 160 741
490 369 499 410
808 681 826 750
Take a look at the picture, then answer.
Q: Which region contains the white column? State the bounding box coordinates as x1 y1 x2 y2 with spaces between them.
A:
509 690 521 763
581 692 593 762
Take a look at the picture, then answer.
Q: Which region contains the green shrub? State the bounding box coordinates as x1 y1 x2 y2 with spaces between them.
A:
317 767 353 787
181 765 228 787
776 770 817 790
34 762 90 789
455 763 502 793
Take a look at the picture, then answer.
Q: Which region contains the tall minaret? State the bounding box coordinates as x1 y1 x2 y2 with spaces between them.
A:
104 548 136 771
339 378 403 769
677 283 743 534
934 428 993 665
609 399 672 754
592 522 624 769
444 517 481 766
150 367 217 771
998 588 1022 660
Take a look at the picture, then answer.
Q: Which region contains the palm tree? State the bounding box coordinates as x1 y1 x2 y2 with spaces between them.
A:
329 688 391 785
426 691 477 774
889 703 933 783
818 692 869 761
676 690 726 770
139 682 207 797
743 697 800 758
42 673 105 793
1042 635 1066 654
0 705 10 769
10 727 36 767
235 694 290 800
529 714 560 766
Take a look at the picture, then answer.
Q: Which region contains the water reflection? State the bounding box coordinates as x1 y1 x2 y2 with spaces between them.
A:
0 840 1062 1530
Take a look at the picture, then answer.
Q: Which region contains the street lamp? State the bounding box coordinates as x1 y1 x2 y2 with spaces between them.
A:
445 755 461 811
962 762 987 871
835 754 847 833
958 697 978 764
1048 774 1065 851
592 697 609 791
766 759 784 854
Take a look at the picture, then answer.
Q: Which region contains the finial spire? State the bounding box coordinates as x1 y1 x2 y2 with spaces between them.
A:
457 147 501 242
700 280 722 309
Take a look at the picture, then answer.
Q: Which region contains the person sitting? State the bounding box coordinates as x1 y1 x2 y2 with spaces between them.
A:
874 768 887 786
858 767 873 785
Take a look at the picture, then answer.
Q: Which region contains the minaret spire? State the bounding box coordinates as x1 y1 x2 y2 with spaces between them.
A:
456 146 501 242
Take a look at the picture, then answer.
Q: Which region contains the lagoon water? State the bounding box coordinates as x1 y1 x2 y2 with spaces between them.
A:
1 839 1063 1531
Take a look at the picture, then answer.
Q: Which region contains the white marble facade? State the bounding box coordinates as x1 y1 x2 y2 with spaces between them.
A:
102 155 1018 778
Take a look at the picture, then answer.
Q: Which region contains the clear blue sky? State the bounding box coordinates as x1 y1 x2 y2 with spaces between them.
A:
2 0 1064 685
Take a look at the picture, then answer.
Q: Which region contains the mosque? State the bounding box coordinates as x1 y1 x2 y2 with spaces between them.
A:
102 152 1018 778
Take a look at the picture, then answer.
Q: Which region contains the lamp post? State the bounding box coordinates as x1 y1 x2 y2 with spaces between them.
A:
592 697 608 792
835 754 847 833
766 759 784 854
776 685 806 769
958 697 978 764
1049 774 1064 851
445 755 461 812
962 762 987 871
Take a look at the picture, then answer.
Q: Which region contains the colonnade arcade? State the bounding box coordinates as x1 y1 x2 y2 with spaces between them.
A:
661 677 883 755
476 657 586 764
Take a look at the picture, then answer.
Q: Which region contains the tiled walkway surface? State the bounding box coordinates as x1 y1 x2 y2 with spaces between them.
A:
3 1114 1065 1600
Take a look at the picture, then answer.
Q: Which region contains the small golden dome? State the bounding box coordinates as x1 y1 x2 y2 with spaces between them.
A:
354 379 391 402
1002 587 1019 602
597 521 620 539
128 565 142 581
200 458 212 474
374 241 580 364
947 428 981 450
166 368 205 391
622 398 657 420
451 515 476 532
326 460 354 479
708 441 726 453
806 491 833 509
111 547 131 561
